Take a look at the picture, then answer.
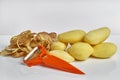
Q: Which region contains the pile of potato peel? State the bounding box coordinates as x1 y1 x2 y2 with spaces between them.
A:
50 27 117 62
0 30 57 57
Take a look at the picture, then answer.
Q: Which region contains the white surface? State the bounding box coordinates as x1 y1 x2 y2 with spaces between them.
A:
0 35 120 80
0 0 120 80
0 0 120 35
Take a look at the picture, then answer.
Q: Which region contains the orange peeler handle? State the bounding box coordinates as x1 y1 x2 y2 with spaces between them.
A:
23 57 42 67
24 45 85 74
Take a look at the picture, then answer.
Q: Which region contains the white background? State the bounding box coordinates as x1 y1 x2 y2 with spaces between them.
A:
0 0 120 35
0 0 120 80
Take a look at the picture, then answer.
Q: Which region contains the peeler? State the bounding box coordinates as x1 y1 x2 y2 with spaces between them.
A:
23 45 85 75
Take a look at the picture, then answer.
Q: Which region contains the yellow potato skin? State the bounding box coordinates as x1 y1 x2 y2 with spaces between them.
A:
50 41 66 50
58 30 86 44
68 42 94 60
84 27 110 45
49 50 75 62
92 42 117 58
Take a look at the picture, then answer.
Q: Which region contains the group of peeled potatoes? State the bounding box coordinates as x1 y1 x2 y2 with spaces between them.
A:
49 27 117 62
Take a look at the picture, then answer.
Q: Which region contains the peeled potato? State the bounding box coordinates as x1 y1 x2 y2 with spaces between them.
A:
50 41 67 50
68 42 94 60
84 27 110 45
58 30 86 44
49 50 75 62
92 42 117 58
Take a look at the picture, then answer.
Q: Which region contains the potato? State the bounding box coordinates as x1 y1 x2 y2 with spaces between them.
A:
68 42 94 60
84 27 110 45
58 30 86 44
92 42 117 58
49 50 75 62
50 41 67 50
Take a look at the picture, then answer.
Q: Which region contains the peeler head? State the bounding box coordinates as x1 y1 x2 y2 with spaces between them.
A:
23 46 44 66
